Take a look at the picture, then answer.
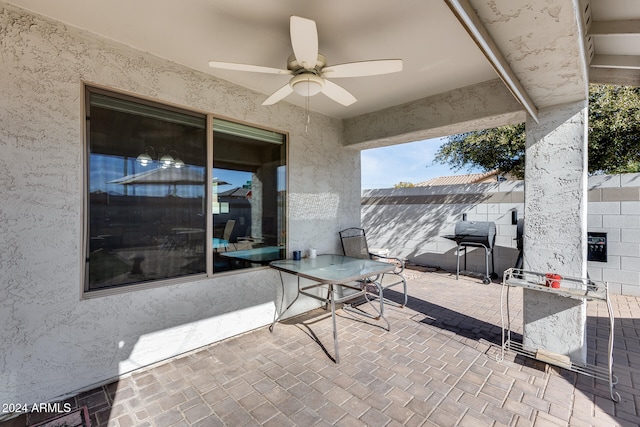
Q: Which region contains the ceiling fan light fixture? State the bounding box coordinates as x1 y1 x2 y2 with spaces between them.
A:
291 74 324 97
208 17 402 107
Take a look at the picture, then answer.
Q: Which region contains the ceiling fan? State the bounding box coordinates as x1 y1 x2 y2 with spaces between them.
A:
208 16 403 107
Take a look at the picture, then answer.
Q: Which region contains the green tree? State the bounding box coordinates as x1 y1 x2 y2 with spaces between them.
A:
394 181 415 188
434 84 640 178
588 84 640 173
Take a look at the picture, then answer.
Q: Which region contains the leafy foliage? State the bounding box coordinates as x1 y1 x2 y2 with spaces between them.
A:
435 124 526 178
394 181 415 188
434 84 640 178
588 84 640 173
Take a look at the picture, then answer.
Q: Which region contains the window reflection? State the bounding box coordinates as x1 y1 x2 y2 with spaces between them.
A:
84 89 287 291
86 89 207 290
212 120 286 273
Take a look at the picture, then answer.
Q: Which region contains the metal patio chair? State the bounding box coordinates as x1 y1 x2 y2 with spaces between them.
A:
339 227 408 307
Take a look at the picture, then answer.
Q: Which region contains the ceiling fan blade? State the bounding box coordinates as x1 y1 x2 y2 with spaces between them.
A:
321 80 357 106
208 61 291 75
290 16 318 70
322 59 403 78
262 83 294 105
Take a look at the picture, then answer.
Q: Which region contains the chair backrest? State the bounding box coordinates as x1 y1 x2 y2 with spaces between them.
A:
222 220 235 241
339 228 370 259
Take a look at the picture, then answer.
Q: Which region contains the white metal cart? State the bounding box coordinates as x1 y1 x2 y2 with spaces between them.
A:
500 268 619 402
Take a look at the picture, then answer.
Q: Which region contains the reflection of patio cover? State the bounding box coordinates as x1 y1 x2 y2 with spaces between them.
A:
218 187 251 198
109 167 227 185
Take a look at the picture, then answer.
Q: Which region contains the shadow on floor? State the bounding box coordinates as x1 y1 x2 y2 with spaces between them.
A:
388 290 523 346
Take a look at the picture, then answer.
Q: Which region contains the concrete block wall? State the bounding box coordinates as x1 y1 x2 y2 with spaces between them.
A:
362 172 640 295
587 173 640 295
361 181 525 281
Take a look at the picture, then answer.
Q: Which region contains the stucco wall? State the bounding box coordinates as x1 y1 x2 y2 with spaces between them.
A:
0 3 360 406
362 172 640 296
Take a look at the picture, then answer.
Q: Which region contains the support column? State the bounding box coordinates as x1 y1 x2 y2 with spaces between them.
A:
523 100 588 363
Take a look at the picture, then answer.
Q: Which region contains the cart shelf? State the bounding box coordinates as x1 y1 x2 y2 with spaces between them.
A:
500 268 619 402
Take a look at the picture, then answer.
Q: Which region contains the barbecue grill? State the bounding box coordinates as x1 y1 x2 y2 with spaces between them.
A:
443 220 497 284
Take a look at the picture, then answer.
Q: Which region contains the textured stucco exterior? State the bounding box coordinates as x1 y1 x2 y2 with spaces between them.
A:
0 0 599 411
0 3 359 405
473 0 589 109
343 79 526 150
522 101 589 363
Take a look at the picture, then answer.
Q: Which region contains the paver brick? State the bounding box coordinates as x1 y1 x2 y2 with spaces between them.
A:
482 403 514 425
522 393 551 412
152 408 183 427
218 407 255 426
503 398 534 420
201 387 229 405
427 396 467 426
360 407 391 426
288 407 322 426
334 414 366 427
7 269 640 427
342 381 370 401
262 385 292 405
249 401 279 424
458 411 493 427
315 401 347 424
325 386 352 406
237 391 268 412
158 393 186 411
183 402 212 425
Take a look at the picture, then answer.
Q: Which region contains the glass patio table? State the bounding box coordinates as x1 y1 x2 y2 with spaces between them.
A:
269 254 394 363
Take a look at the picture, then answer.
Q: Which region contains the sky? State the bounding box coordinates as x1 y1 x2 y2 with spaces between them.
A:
360 137 482 190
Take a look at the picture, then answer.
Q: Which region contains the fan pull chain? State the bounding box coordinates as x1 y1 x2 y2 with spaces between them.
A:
304 94 311 133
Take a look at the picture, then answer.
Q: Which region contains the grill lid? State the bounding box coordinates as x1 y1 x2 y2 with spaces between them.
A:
453 221 496 248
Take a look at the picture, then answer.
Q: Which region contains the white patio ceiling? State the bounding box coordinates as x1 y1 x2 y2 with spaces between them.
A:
588 0 640 86
5 0 639 120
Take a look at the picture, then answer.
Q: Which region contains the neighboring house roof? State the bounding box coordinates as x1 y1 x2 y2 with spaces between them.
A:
416 170 506 187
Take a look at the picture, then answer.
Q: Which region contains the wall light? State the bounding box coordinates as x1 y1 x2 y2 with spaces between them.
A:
135 152 153 166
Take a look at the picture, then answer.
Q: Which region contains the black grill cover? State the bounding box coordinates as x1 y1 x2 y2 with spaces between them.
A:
516 218 524 250
454 221 496 248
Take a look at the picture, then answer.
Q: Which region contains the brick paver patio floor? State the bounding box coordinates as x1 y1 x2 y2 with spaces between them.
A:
3 267 640 427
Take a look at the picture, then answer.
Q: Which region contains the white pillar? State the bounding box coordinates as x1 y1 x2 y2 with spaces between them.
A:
523 100 588 363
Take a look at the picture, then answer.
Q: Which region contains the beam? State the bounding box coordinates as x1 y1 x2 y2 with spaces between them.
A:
589 19 640 36
444 0 539 123
343 79 525 150
590 67 640 87
591 54 640 70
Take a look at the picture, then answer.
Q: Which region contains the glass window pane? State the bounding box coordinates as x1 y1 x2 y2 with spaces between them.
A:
212 119 286 273
86 88 207 291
